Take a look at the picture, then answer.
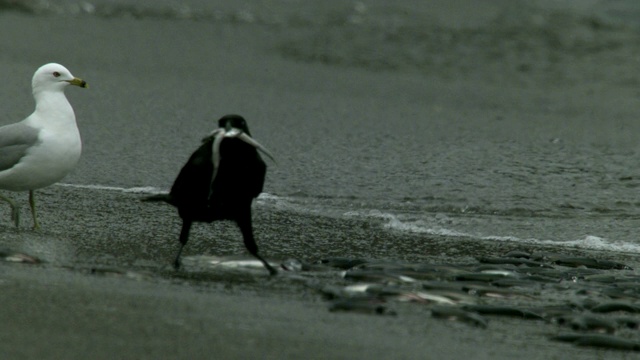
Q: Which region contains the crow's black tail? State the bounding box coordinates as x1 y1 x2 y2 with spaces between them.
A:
141 193 173 203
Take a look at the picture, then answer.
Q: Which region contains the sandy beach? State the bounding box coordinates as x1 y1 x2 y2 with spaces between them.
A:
2 1 640 359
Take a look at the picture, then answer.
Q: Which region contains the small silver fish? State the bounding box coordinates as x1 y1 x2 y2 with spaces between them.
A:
208 126 276 192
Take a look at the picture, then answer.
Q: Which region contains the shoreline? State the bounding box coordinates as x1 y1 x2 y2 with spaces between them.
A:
0 187 639 359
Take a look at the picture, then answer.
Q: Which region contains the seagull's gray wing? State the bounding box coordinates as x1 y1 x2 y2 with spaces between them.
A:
0 122 40 172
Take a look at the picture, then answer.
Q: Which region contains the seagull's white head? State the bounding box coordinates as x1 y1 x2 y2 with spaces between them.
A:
32 63 88 94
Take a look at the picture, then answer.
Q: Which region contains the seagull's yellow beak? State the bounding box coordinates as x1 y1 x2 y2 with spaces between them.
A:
66 77 88 88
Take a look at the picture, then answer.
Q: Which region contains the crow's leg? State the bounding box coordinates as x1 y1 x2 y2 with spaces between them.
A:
236 206 277 276
174 219 192 269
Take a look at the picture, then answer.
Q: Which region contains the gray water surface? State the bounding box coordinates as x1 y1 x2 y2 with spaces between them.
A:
3 0 640 258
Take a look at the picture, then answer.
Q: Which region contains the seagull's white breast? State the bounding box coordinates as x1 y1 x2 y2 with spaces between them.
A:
0 94 82 191
23 123 82 188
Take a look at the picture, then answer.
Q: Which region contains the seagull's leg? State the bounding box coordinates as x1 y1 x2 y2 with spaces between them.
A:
236 203 277 276
29 190 40 230
174 219 192 269
0 193 19 228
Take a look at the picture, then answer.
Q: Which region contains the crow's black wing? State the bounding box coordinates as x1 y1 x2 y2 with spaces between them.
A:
169 138 215 220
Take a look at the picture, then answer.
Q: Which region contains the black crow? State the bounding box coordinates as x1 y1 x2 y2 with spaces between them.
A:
144 114 277 275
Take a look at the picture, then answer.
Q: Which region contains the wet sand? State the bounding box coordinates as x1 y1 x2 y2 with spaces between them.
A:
0 191 612 360
2 187 637 360
2 1 640 359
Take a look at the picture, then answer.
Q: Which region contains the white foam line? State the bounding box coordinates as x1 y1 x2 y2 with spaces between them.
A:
56 183 279 201
381 215 640 253
56 183 167 194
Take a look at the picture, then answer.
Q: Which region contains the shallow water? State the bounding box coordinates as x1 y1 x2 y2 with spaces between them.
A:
5 0 640 256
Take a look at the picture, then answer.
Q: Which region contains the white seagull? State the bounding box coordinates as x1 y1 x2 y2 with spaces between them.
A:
0 63 87 229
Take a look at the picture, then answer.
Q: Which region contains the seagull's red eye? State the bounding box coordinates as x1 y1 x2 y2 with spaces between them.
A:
53 71 61 77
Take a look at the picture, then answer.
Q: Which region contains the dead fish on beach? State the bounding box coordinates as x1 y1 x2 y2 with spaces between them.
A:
321 282 472 306
589 301 640 314
279 258 345 272
552 257 632 270
555 314 618 334
89 266 151 281
536 304 583 320
431 306 488 328
336 284 386 298
319 284 380 300
406 291 473 305
143 115 277 275
551 333 640 351
478 257 552 268
342 269 417 284
0 250 40 264
348 263 470 282
316 258 368 270
502 250 532 259
280 258 305 272
454 271 520 283
614 316 640 330
370 288 460 305
490 278 546 288
603 287 640 301
461 283 535 300
183 255 281 272
516 267 598 281
329 298 395 316
462 305 545 320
